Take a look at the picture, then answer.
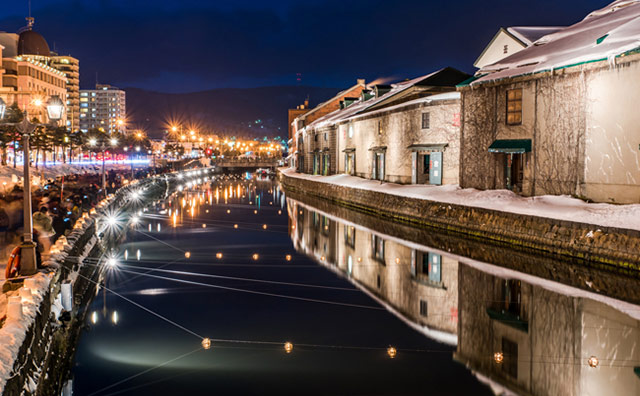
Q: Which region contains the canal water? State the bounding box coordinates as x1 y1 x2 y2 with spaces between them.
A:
68 172 640 395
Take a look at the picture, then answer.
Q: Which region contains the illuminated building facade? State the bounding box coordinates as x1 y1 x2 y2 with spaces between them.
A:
79 84 126 133
50 55 80 131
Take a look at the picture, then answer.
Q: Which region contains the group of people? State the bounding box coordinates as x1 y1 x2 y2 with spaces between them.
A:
0 169 143 264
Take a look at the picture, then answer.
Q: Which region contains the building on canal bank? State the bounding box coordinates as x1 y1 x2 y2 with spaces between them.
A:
291 79 366 174
459 1 640 203
299 67 469 185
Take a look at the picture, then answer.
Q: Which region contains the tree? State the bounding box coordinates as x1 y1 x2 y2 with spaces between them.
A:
0 103 24 167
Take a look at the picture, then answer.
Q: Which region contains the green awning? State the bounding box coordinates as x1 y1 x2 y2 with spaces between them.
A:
407 143 448 152
488 139 532 154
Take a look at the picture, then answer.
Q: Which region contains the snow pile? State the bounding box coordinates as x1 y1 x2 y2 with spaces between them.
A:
0 190 112 392
0 272 52 392
281 168 640 231
474 0 640 85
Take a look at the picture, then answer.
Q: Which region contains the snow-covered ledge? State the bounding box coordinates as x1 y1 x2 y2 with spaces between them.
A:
279 168 640 232
279 168 640 269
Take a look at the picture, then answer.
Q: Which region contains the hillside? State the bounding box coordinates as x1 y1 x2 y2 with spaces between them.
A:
124 86 339 139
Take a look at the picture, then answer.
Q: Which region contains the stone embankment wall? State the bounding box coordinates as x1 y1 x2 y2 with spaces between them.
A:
0 173 171 396
279 171 640 271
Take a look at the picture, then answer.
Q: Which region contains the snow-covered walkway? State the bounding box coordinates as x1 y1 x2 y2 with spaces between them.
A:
280 168 640 232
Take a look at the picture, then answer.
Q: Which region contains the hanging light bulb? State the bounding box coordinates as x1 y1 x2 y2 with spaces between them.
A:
284 342 293 354
285 254 292 261
588 356 599 368
234 224 238 229
387 346 397 359
262 224 268 229
494 352 504 364
202 224 207 228
185 251 191 258
202 338 211 350
216 253 223 259
252 253 259 260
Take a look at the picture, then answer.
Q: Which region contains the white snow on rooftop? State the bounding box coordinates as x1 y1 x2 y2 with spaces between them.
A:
506 26 565 45
473 0 640 85
306 70 456 130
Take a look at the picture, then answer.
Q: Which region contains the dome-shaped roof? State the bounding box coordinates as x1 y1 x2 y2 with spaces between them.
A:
18 30 50 57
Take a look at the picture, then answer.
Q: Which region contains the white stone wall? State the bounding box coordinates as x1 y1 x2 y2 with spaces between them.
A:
337 99 461 184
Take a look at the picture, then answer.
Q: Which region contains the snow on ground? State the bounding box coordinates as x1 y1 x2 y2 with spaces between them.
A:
281 168 640 231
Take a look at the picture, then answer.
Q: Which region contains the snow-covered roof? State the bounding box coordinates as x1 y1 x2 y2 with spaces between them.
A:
506 26 565 46
306 69 465 131
471 0 640 86
344 92 460 123
292 80 365 123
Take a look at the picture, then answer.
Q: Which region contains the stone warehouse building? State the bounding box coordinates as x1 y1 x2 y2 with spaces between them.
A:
292 79 366 174
459 1 640 203
301 68 469 185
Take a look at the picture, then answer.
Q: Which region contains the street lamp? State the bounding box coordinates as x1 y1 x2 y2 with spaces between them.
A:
0 95 64 275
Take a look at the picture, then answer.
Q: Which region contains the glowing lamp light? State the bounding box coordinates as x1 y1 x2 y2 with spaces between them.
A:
185 251 191 259
254 210 258 214
107 258 117 267
278 210 282 215
216 253 223 259
284 342 293 354
387 346 397 359
588 356 599 368
33 98 43 107
252 253 259 260
110 138 118 146
112 311 119 325
357 257 362 263
226 209 231 214
285 254 292 261
234 224 238 229
89 138 97 146
320 256 325 261
202 338 212 350
494 352 504 364
291 225 296 230
202 224 207 228
262 224 268 229
395 258 400 264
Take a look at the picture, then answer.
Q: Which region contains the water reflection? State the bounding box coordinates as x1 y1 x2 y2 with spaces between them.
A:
286 197 640 396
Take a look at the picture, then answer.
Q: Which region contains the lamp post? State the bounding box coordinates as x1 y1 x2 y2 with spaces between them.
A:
0 96 64 275
89 135 118 196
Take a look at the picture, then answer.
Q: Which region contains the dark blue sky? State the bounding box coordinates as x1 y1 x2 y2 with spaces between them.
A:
0 0 609 93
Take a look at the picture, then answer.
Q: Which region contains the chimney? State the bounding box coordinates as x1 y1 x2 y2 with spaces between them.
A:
357 78 365 86
304 99 309 108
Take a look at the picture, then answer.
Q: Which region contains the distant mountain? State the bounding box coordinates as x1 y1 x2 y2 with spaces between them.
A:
124 86 339 139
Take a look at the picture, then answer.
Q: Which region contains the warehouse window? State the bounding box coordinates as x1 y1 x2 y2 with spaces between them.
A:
506 89 523 125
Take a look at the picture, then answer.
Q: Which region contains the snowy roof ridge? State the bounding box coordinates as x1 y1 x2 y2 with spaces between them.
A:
293 80 365 122
306 69 450 130
506 26 565 45
472 0 640 85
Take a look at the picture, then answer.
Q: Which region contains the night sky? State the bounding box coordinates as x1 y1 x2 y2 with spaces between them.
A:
0 0 611 93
